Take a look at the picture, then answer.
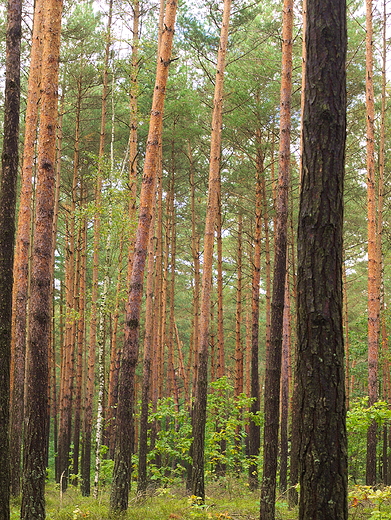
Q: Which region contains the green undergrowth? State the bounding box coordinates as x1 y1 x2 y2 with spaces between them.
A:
10 479 296 520
11 482 391 519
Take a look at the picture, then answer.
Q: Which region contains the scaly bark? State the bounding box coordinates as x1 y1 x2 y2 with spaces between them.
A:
296 0 347 516
110 1 177 510
21 0 63 517
260 1 292 517
0 0 22 515
365 0 379 487
191 0 231 501
248 137 263 491
137 202 157 493
10 0 42 498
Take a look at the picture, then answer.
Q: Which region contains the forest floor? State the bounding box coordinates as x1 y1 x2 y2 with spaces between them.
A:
10 480 389 519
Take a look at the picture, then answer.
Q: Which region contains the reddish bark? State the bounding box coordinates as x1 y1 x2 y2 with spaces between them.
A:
110 1 177 510
21 0 63 517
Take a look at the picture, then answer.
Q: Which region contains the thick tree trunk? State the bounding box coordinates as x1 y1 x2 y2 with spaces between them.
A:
296 0 347 517
10 0 42 498
0 0 22 516
260 2 292 517
21 0 63 517
110 1 177 510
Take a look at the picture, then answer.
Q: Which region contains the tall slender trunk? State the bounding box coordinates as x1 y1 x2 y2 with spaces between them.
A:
21 0 63 517
127 0 140 281
137 202 157 493
152 168 164 406
234 211 243 398
216 192 225 379
105 238 125 457
288 1 305 506
110 1 177 510
380 0 388 484
248 137 263 491
10 0 42 499
365 0 379 487
167 167 176 397
189 143 201 398
0 0 22 515
190 0 231 501
51 90 64 483
94 220 112 498
279 270 291 494
72 215 87 484
80 0 113 496
57 71 82 491
263 171 271 352
260 1 292 517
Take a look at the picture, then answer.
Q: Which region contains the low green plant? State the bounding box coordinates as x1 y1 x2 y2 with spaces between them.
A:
349 485 391 520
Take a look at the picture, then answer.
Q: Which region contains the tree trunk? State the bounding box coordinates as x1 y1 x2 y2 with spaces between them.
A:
127 0 140 282
57 72 82 491
0 0 22 516
21 0 63 517
137 201 157 493
105 238 125 457
248 137 263 491
379 0 387 484
93 226 112 498
365 0 379 487
279 271 291 494
190 0 231 501
72 216 87 485
260 1 292 517
189 143 201 399
10 0 42 499
216 192 225 380
167 167 176 397
110 1 177 510
80 0 113 496
296 0 348 516
234 211 243 398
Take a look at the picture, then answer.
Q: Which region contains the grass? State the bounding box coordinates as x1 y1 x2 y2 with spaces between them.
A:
10 478 295 520
11 480 391 519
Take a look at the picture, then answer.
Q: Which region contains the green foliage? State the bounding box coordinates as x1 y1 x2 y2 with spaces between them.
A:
205 377 260 476
347 399 391 433
146 397 193 485
347 399 391 484
349 486 391 520
140 377 260 488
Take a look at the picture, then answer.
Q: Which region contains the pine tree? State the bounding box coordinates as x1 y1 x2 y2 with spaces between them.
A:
296 0 348 516
0 0 22 516
21 0 63 517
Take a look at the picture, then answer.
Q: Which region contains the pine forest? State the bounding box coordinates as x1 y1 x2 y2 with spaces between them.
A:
0 0 389 518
